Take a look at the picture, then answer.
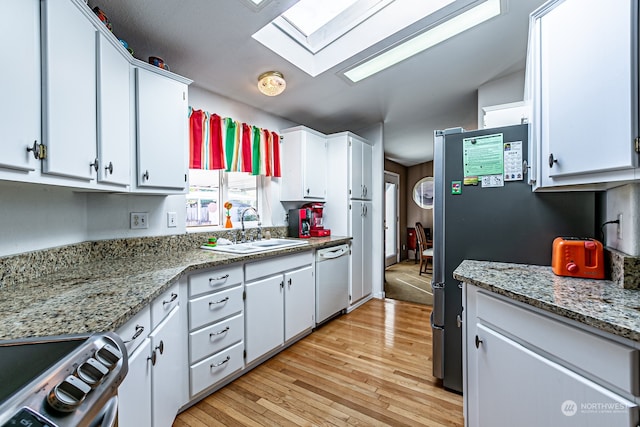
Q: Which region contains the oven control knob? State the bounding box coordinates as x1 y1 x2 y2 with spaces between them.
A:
95 343 123 370
47 375 92 412
77 357 109 388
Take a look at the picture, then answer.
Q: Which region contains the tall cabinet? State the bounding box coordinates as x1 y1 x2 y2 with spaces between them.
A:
326 132 373 306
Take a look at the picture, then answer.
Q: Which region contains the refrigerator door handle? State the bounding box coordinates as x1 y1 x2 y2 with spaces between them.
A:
432 283 445 326
431 312 445 380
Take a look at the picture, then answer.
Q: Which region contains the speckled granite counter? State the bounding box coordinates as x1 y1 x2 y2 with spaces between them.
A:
0 235 351 341
453 260 640 343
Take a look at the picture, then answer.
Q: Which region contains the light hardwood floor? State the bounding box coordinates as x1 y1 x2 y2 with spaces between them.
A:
173 298 463 426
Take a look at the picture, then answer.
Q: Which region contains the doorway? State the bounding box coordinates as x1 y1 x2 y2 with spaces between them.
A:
384 171 399 267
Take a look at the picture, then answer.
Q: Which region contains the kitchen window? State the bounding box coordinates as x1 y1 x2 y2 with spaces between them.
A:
186 169 259 228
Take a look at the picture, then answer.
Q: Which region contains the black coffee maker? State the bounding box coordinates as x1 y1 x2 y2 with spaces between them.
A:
288 208 311 238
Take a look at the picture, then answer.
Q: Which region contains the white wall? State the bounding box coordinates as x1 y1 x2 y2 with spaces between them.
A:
477 70 526 128
606 183 640 256
0 182 88 256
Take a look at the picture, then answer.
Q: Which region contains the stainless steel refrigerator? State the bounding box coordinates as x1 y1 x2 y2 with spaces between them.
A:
431 124 599 393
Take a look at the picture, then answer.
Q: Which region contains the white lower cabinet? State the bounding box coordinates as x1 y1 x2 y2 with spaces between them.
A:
245 252 314 364
117 283 187 427
464 284 639 427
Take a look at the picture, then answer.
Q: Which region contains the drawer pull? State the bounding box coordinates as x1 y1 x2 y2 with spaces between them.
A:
209 297 230 306
475 335 483 349
211 356 230 369
124 325 145 343
163 293 178 306
155 340 164 355
209 274 230 283
209 326 230 338
147 350 157 366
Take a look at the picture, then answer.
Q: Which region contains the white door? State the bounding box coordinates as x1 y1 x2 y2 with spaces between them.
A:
150 307 183 427
303 131 327 198
475 324 638 426
284 266 314 341
361 141 372 200
0 0 40 173
361 201 373 299
41 0 97 181
349 201 364 304
136 68 188 190
384 172 399 267
349 138 364 199
118 338 152 427
96 33 130 187
245 275 284 363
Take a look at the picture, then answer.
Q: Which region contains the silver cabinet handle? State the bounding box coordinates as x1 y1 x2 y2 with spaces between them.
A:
209 297 229 306
456 315 463 328
142 170 149 181
209 274 229 283
90 158 99 172
548 153 558 168
163 293 178 306
287 278 292 287
104 161 113 175
210 356 230 369
280 281 284 289
124 325 145 343
210 326 230 337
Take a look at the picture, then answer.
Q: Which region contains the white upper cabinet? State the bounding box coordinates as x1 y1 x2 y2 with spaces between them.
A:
135 67 189 192
350 135 372 200
279 126 327 201
41 0 97 182
96 33 130 187
0 0 41 174
528 0 639 190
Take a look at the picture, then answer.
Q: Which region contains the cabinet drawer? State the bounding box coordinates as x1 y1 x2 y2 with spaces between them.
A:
477 291 640 396
189 313 244 363
189 285 243 330
189 264 243 298
190 341 243 397
245 251 313 282
151 282 179 329
116 305 150 355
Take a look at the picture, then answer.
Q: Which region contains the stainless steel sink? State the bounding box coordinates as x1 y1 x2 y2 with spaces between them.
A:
201 238 309 254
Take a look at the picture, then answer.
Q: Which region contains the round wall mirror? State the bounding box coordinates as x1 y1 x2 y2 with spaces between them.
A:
413 177 434 209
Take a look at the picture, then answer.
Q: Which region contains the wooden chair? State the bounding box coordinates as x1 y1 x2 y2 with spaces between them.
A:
415 222 433 275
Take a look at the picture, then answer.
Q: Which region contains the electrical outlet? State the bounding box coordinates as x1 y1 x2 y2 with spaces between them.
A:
167 212 177 228
617 213 623 239
130 212 149 229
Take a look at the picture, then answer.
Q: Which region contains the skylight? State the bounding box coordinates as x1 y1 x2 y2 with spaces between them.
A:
282 0 359 37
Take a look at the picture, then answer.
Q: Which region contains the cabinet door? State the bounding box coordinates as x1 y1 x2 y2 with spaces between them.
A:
303 131 327 198
118 338 152 427
361 202 373 298
0 0 40 173
150 307 184 427
284 265 314 341
41 0 97 181
474 324 638 427
361 142 372 200
349 201 364 304
538 0 636 180
245 275 284 364
349 138 364 199
96 33 130 187
136 67 188 190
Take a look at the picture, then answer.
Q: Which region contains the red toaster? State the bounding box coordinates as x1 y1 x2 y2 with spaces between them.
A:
551 237 605 279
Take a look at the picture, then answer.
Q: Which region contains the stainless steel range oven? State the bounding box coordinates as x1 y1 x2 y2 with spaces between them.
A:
0 332 128 427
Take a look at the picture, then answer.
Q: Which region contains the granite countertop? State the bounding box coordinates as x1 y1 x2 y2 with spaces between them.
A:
454 260 640 343
0 236 351 341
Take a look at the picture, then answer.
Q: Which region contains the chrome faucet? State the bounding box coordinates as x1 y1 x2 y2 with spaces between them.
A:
240 207 261 242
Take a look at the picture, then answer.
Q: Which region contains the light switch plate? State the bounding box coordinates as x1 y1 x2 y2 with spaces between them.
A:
130 212 149 229
167 212 177 228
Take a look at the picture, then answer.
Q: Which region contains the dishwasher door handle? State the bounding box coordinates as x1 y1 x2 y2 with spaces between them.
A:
318 247 348 259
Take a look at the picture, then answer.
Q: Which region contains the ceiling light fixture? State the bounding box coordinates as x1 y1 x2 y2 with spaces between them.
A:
344 0 501 83
257 71 286 96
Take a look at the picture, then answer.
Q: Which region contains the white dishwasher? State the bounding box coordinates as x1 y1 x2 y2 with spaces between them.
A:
315 244 350 325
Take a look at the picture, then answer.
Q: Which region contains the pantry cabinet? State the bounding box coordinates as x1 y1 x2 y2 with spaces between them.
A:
244 252 314 364
41 0 97 182
279 126 328 201
0 0 41 174
135 67 189 192
349 135 373 200
349 201 373 304
464 284 639 426
527 0 639 190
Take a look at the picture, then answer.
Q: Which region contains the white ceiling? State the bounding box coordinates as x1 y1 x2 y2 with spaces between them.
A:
94 0 547 167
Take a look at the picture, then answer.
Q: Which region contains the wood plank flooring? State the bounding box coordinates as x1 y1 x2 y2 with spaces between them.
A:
173 298 463 426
